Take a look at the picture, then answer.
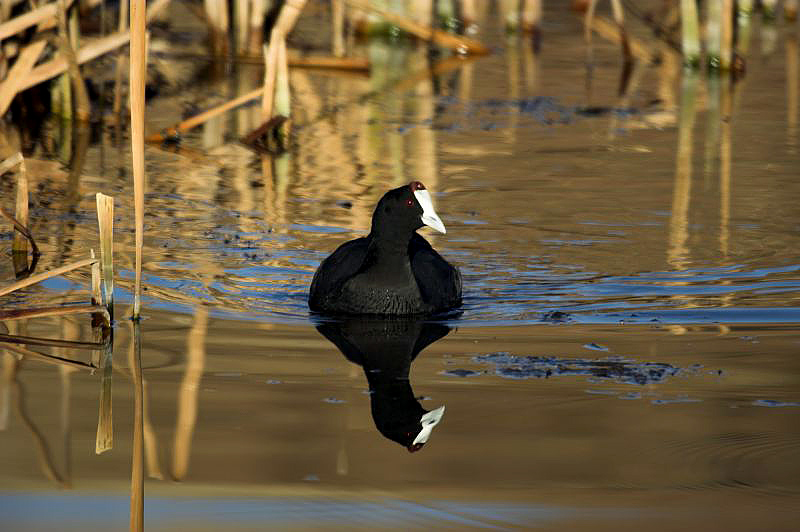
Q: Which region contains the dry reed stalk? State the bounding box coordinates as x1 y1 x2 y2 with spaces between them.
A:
234 0 249 53
0 152 23 174
461 0 476 27
787 37 798 150
21 31 130 91
0 0 75 41
204 0 229 55
129 319 144 532
332 0 345 57
346 0 488 54
148 86 264 142
112 0 130 121
11 154 28 261
19 0 170 93
0 40 46 115
95 338 113 453
130 0 147 320
287 56 370 70
0 333 106 350
521 0 541 35
720 0 733 70
0 304 108 321
736 0 754 56
248 0 267 54
274 37 290 136
501 0 519 30
262 41 277 121
680 0 700 67
95 193 114 321
56 0 90 122
706 0 722 68
0 257 96 297
3 342 96 371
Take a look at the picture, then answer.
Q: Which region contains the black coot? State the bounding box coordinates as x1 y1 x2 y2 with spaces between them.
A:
308 181 462 315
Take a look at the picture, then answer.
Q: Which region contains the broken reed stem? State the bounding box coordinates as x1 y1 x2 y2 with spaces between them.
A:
0 0 75 41
0 257 96 297
680 0 701 67
95 339 113 454
0 304 109 322
95 194 114 322
0 40 46 116
130 0 147 320
346 0 488 55
11 154 28 257
130 319 144 532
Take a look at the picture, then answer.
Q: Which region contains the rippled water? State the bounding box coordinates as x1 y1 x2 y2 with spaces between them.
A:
2 3 800 531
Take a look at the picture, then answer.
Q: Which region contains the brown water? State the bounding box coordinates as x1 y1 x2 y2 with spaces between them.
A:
2 3 800 531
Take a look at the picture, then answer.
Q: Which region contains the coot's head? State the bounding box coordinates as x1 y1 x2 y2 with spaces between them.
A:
371 181 446 238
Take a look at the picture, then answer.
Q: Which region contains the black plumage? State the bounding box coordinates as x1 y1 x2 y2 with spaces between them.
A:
308 182 462 315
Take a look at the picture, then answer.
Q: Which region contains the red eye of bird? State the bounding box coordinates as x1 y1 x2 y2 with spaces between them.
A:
406 199 414 207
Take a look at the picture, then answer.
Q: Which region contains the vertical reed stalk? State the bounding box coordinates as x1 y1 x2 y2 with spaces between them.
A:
461 0 476 28
274 37 290 138
129 319 144 532
235 0 249 53
95 193 114 322
521 0 541 37
248 0 266 54
261 42 277 121
411 0 432 28
720 0 733 70
112 0 129 123
706 0 722 69
333 0 345 57
736 0 754 56
130 0 147 320
787 0 799 21
57 0 90 122
12 154 28 263
788 36 798 152
501 0 518 31
680 0 700 67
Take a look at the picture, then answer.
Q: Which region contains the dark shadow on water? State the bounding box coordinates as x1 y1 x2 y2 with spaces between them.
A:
314 317 450 453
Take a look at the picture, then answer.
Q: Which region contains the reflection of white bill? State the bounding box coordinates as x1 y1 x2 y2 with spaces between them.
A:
412 405 446 446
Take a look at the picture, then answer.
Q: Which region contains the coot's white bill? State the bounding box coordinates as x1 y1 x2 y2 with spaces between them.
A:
414 189 447 234
412 405 446 446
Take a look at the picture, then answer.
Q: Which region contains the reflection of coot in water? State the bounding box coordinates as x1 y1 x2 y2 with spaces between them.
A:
316 318 450 452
